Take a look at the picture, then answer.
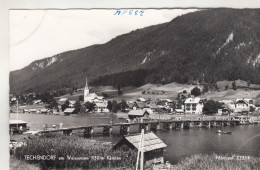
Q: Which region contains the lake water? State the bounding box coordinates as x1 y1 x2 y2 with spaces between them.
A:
10 113 260 164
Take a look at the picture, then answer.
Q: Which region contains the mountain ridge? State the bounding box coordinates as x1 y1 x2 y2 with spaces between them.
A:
10 8 260 94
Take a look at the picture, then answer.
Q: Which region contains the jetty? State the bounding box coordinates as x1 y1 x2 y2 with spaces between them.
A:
34 118 240 137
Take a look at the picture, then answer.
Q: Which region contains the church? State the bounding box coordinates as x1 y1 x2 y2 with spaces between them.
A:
84 78 104 103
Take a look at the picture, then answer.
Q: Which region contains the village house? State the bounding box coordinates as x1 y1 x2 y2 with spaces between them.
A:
143 105 153 114
94 102 109 113
127 102 146 110
58 98 68 105
184 97 204 114
29 109 37 114
64 108 76 115
10 97 17 102
137 98 146 102
175 109 184 114
242 99 255 107
128 110 150 119
9 120 28 134
113 132 167 165
234 99 250 113
33 100 42 104
40 108 49 114
69 100 76 107
23 109 29 113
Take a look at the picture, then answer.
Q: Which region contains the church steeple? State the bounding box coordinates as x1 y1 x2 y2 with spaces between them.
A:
85 77 89 90
84 77 89 101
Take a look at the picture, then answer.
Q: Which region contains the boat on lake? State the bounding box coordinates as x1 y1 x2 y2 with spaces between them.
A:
216 130 232 134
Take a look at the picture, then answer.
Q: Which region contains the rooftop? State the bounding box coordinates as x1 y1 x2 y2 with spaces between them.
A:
128 110 149 116
95 102 107 108
184 98 201 104
64 108 75 113
125 132 167 152
10 120 28 124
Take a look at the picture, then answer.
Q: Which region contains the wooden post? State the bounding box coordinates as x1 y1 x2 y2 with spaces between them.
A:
103 126 112 135
84 127 93 137
169 123 173 130
109 126 113 134
120 125 130 135
145 124 149 131
156 123 160 130
180 122 184 129
150 123 157 131
63 130 72 136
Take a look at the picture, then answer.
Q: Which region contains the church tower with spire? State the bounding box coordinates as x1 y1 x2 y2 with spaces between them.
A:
84 77 89 101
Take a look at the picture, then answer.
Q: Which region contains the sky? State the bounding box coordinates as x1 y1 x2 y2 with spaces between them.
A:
9 9 197 71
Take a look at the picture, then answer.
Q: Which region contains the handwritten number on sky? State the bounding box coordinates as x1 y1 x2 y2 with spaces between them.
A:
114 10 144 16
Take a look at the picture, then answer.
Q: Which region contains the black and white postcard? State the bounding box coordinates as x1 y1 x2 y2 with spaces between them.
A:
7 4 260 170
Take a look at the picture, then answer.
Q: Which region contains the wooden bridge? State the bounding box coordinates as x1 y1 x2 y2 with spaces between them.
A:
37 118 240 137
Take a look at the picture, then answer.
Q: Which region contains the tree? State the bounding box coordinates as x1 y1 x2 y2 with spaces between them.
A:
225 85 229 90
80 105 87 114
203 100 221 115
120 100 128 112
249 106 255 112
191 87 201 97
117 86 122 95
79 95 84 102
48 98 58 109
66 88 73 95
232 81 237 90
247 80 251 87
107 101 113 111
61 99 70 111
102 92 109 98
74 100 82 113
202 85 209 94
84 102 95 111
112 100 120 113
176 99 183 109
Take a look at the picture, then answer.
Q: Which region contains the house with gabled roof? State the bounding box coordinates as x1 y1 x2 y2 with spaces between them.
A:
64 108 76 115
235 99 250 113
113 132 167 165
128 110 149 119
94 102 109 113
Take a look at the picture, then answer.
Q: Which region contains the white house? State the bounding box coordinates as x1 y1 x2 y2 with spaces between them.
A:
137 98 146 102
33 100 42 104
95 102 109 113
184 97 204 114
234 99 250 113
240 99 254 107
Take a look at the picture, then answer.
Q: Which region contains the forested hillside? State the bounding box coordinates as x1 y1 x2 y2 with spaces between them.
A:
10 9 260 94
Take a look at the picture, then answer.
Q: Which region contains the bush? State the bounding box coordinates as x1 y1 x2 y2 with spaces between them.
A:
191 87 201 97
15 134 137 169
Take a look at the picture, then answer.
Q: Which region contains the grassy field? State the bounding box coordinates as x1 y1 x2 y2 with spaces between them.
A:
175 153 260 170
